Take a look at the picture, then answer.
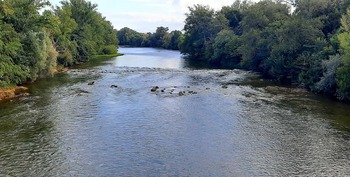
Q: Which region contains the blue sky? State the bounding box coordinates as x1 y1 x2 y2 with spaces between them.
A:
49 0 258 33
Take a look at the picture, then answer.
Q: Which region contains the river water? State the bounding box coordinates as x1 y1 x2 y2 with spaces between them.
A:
1 47 350 176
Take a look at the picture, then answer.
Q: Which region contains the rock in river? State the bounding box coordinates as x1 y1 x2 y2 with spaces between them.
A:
151 86 159 92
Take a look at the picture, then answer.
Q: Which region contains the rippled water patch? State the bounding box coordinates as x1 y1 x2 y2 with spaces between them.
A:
1 48 350 176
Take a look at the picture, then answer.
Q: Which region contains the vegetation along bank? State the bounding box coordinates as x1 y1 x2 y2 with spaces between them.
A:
117 0 350 101
0 0 118 100
3 0 350 102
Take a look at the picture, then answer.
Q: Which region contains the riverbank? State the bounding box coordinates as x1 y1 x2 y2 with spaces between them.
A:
0 54 122 102
0 86 29 102
1 47 350 176
92 53 124 57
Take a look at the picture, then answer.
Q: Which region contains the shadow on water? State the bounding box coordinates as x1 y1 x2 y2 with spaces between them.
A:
182 55 242 70
183 57 232 70
71 55 117 69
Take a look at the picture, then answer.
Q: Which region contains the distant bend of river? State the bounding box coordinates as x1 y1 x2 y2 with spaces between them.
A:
1 47 350 176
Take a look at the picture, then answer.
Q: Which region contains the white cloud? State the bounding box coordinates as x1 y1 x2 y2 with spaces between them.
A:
49 0 261 33
110 12 184 32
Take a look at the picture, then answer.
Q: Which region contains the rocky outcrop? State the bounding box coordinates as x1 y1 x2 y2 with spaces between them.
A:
0 86 29 101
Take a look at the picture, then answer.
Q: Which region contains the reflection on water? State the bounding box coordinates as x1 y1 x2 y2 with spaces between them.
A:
113 47 184 69
0 48 350 176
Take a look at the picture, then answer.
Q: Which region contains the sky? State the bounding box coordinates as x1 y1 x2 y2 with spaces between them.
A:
49 0 259 33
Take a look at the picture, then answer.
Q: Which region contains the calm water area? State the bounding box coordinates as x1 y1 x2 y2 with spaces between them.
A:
0 47 350 176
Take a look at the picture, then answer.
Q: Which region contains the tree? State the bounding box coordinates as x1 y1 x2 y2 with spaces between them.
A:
168 30 183 50
0 0 119 87
239 0 290 72
294 0 350 37
180 4 228 59
3 0 58 82
210 29 241 67
219 0 251 34
264 17 325 83
316 55 342 94
0 2 28 86
117 27 144 47
149 26 169 47
336 7 350 100
54 0 118 64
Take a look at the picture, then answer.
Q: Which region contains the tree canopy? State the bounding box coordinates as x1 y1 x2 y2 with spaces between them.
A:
117 26 183 50
2 0 350 101
179 0 350 101
0 0 118 87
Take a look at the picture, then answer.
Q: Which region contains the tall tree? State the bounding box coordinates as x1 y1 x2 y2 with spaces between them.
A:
336 7 350 100
180 5 228 59
149 26 169 47
54 0 118 64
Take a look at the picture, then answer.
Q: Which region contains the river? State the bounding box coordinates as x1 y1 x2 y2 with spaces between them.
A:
1 47 350 176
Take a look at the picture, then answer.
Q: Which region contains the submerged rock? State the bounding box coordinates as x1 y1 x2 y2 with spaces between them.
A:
189 90 198 94
151 86 159 92
179 91 185 96
222 85 228 89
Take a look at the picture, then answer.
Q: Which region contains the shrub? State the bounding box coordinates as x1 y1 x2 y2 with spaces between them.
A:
101 45 117 55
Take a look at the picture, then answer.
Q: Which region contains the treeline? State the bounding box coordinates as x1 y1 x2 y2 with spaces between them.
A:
0 0 118 87
179 0 350 100
117 26 183 50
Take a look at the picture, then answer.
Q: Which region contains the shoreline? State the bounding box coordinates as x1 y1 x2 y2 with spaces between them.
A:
0 53 123 102
0 86 29 102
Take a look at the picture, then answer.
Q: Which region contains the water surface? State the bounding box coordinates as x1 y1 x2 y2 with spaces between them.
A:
0 47 350 176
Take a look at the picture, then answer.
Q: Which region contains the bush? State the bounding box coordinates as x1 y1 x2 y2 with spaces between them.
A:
315 55 342 94
101 45 117 55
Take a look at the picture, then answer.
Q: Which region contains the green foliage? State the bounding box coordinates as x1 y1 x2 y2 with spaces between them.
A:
54 0 118 63
316 55 342 94
0 0 118 87
162 30 182 50
336 61 350 100
118 27 147 47
219 0 248 35
117 27 183 50
149 26 169 48
0 58 28 87
294 0 350 37
265 17 325 83
209 29 241 67
179 0 350 100
336 7 350 100
180 4 228 59
101 45 117 55
20 31 58 80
